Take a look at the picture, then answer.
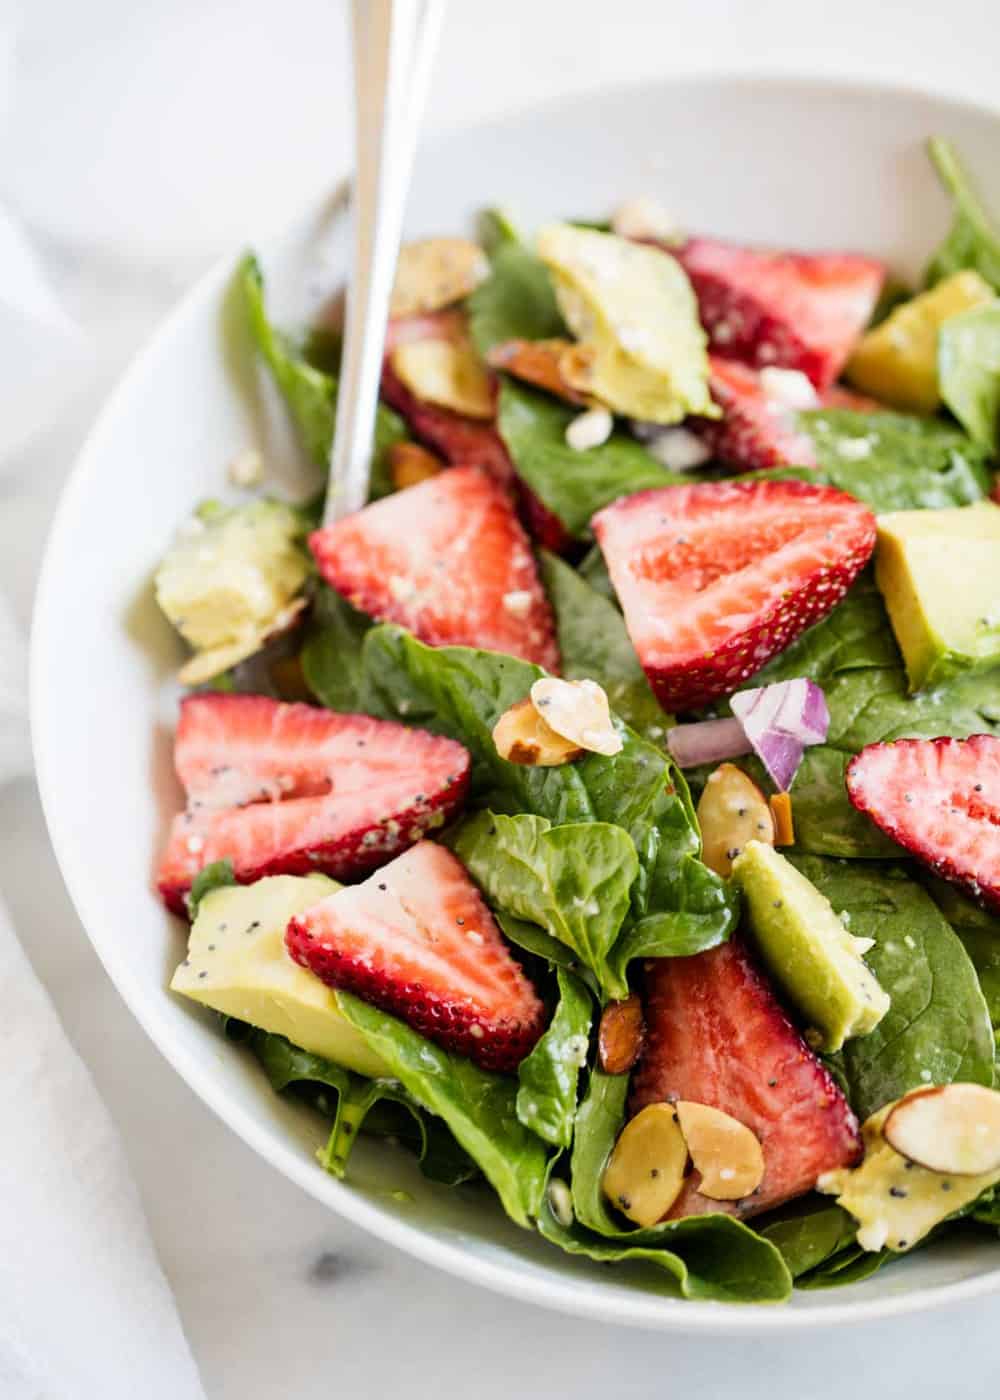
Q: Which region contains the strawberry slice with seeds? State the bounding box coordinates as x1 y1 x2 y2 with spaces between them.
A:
847 735 1000 909
676 237 885 390
157 694 470 915
383 315 572 553
631 936 862 1219
286 841 546 1071
310 465 560 669
592 478 876 711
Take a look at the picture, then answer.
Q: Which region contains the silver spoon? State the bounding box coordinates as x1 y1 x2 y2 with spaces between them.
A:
323 0 445 527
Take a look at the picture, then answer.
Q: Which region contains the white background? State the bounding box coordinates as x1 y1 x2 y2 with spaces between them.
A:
4 0 1000 1394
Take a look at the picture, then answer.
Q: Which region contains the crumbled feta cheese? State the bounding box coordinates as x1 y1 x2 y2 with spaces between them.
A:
611 196 680 243
836 436 875 461
565 406 614 452
644 426 712 472
228 447 264 488
759 366 820 410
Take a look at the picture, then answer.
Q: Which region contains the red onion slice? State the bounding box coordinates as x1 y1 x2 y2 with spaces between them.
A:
730 679 830 790
666 716 753 769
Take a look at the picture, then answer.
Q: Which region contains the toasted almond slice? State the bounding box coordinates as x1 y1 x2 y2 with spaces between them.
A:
598 994 645 1074
884 1083 1000 1176
602 1103 688 1226
560 342 599 396
390 237 490 319
696 763 775 878
177 597 308 687
390 339 494 419
389 441 443 490
675 1101 765 1200
492 698 583 767
611 196 682 244
529 677 622 756
485 337 591 405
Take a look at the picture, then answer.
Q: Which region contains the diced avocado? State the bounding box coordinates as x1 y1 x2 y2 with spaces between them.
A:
155 499 310 685
846 269 994 413
875 501 1000 692
535 223 716 424
732 842 889 1052
171 874 390 1077
817 1095 1000 1253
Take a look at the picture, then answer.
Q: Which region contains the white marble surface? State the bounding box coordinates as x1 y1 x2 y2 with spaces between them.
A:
5 0 1000 1394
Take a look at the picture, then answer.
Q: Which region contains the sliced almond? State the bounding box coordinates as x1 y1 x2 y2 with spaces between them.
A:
611 196 681 244
389 441 443 490
390 237 490 319
696 763 775 878
492 698 583 767
602 1103 688 1226
675 1101 765 1201
529 677 622 757
559 342 600 396
598 994 645 1074
884 1083 1000 1177
390 339 494 420
485 338 591 405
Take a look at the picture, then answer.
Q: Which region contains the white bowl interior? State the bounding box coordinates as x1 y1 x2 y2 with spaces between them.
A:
31 74 1000 1331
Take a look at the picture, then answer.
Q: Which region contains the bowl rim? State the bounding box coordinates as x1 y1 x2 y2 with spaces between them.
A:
30 68 1000 1333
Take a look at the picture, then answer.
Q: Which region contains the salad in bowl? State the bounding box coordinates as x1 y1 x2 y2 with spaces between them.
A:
152 135 1000 1306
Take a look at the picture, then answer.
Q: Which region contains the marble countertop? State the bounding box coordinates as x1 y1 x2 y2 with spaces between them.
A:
4 1 1000 1394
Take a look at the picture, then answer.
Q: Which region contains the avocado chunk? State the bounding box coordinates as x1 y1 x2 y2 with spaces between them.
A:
155 499 309 685
817 1094 1000 1253
875 501 1000 692
171 874 390 1077
732 842 889 1052
846 269 994 413
535 223 716 424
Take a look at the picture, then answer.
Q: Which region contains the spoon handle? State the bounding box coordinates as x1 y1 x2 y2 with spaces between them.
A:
323 0 444 526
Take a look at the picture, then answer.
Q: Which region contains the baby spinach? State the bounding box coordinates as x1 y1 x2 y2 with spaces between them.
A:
515 968 592 1147
921 877 1000 1032
539 550 670 743
802 408 994 510
497 380 682 537
477 207 521 257
241 253 406 492
300 583 373 713
452 811 639 998
468 242 566 355
790 858 995 1120
939 300 1000 455
760 1202 858 1279
335 992 550 1226
925 137 1000 292
186 859 236 921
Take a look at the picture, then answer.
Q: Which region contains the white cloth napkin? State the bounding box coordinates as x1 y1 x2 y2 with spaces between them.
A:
0 214 206 1398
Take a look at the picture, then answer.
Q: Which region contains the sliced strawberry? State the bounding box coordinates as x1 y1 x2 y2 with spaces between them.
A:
631 936 862 1220
675 237 885 390
310 465 560 669
847 735 1000 910
286 841 546 1071
592 478 876 711
157 694 470 915
383 315 572 554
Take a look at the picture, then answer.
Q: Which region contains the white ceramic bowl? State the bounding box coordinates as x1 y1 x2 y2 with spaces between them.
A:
32 73 1000 1331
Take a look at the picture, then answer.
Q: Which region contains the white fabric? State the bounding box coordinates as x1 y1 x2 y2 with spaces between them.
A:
0 204 206 1399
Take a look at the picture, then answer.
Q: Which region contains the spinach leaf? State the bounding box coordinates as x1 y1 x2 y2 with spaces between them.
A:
334 992 550 1227
241 252 406 492
577 544 617 603
921 877 1000 1031
790 858 995 1120
477 207 521 257
795 1246 890 1290
925 137 1000 291
244 1029 477 1184
452 811 639 998
802 408 994 510
496 910 591 979
186 859 236 921
539 550 670 743
515 969 592 1147
497 380 682 537
939 300 1000 455
468 243 565 356
300 583 373 712
760 1203 858 1279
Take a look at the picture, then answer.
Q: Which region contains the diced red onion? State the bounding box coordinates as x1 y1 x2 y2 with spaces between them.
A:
666 716 753 769
730 679 830 791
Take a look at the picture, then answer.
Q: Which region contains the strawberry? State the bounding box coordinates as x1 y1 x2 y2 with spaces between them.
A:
847 735 1000 910
383 315 572 553
592 478 876 711
675 237 885 390
157 694 470 915
631 936 862 1220
286 841 546 1071
310 465 560 670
